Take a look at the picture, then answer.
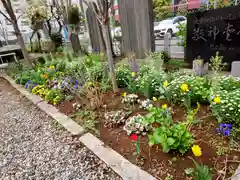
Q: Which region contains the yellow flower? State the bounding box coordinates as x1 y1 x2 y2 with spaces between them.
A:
191 145 202 157
180 83 189 92
152 97 157 102
213 96 221 104
163 80 169 87
87 82 93 86
100 52 105 57
132 72 136 78
162 104 168 109
49 65 55 70
122 92 127 97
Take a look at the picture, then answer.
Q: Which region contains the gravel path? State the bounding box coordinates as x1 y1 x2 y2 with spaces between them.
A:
0 78 122 180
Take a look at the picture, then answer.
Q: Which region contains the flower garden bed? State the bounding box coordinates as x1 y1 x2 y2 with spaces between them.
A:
8 52 240 180
57 90 239 180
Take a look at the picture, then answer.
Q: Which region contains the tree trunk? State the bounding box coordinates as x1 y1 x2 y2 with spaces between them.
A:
13 22 32 67
101 24 118 93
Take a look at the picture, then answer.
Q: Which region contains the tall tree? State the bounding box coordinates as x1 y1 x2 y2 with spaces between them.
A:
0 0 32 67
153 0 172 21
83 0 118 93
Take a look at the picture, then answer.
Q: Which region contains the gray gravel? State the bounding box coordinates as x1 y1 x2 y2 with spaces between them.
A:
0 79 122 180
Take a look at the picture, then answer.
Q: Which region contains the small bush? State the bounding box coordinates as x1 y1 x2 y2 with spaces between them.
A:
210 89 240 127
116 64 131 88
166 75 211 105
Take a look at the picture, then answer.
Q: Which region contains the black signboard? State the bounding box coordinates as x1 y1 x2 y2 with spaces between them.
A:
187 5 240 66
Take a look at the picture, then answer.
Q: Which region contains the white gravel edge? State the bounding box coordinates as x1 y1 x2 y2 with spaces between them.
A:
0 73 156 180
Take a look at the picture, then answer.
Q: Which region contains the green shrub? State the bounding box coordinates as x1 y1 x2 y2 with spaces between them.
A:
148 122 194 154
215 76 240 92
45 89 63 105
136 68 166 98
15 70 46 85
166 75 211 105
116 64 131 88
190 158 212 180
87 62 108 82
210 89 240 127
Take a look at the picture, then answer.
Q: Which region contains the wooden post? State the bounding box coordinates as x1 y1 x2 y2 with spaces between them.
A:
118 0 155 59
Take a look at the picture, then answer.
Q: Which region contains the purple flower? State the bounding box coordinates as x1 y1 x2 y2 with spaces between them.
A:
129 59 139 73
75 80 79 85
223 129 230 136
227 124 233 129
220 123 227 128
25 83 29 89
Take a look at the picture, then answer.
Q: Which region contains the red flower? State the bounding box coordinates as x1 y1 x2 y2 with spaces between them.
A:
130 133 138 141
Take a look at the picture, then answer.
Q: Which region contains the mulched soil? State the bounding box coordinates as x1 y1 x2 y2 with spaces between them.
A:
57 90 240 180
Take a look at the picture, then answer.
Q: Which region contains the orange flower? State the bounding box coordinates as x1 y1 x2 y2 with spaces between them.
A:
42 74 48 79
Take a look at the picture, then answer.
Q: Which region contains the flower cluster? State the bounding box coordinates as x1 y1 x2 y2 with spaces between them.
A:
210 89 240 127
166 75 211 104
32 85 48 98
25 80 37 90
122 93 138 104
137 99 153 109
215 76 240 92
104 110 131 127
216 123 233 136
123 115 150 135
72 102 81 111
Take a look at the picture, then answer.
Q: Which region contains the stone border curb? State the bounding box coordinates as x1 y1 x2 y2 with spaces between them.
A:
0 74 85 136
80 133 156 180
1 73 156 180
232 166 240 180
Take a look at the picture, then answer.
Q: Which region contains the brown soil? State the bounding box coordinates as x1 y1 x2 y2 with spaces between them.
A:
57 91 240 180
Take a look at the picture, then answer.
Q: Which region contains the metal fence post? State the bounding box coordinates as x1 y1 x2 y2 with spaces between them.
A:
164 33 170 57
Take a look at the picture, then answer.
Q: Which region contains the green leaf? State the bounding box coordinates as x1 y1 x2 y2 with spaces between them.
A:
153 132 162 144
179 147 187 154
148 135 155 147
162 143 170 153
184 168 194 175
167 138 175 146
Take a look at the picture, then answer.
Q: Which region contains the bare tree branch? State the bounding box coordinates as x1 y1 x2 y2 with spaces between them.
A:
0 10 12 23
17 13 24 20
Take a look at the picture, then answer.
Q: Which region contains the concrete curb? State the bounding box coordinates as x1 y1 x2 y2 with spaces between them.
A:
1 73 156 180
80 133 156 180
232 166 240 180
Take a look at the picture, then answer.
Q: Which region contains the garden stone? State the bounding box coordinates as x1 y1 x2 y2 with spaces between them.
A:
231 61 240 77
192 59 208 76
